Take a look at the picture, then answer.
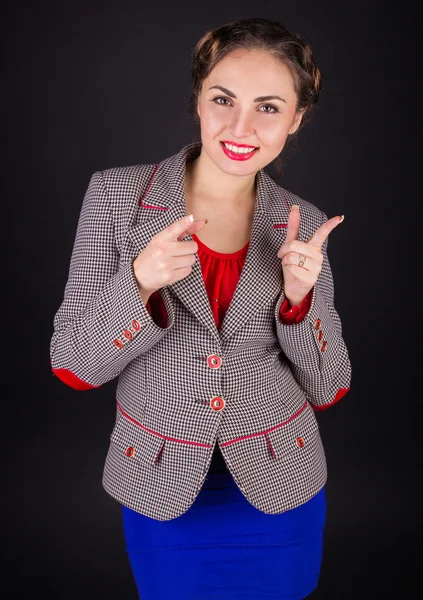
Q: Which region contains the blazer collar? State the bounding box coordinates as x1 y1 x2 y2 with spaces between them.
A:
128 142 291 342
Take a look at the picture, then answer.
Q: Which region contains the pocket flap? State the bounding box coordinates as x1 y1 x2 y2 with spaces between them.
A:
110 414 166 465
266 403 319 460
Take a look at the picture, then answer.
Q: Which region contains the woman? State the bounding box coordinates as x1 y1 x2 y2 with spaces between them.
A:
50 17 351 600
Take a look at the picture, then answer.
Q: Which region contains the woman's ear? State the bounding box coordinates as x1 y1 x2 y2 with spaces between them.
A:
288 109 306 135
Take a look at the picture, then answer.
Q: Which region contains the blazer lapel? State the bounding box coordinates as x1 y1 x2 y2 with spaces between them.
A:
126 142 292 343
218 170 290 340
127 143 221 342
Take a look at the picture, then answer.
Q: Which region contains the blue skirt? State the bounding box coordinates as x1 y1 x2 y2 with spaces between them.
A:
122 454 326 600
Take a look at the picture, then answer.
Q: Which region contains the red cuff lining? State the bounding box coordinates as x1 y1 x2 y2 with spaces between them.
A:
146 291 168 328
279 290 312 325
312 387 350 411
52 368 99 391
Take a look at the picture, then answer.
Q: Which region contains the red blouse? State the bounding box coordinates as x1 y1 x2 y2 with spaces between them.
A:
146 234 312 328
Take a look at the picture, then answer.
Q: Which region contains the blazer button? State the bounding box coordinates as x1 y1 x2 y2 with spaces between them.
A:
132 320 141 331
125 446 135 457
207 354 222 369
113 339 124 349
314 319 321 330
210 396 225 411
123 329 133 340
296 437 305 448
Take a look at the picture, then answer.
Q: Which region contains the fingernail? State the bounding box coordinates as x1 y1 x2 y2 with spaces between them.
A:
291 204 299 211
339 215 345 223
194 217 208 223
188 214 194 223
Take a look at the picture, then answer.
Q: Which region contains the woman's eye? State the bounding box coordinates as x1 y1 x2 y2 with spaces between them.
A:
212 96 231 106
259 104 278 114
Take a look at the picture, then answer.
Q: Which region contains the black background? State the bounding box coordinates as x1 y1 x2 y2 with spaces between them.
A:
4 1 417 598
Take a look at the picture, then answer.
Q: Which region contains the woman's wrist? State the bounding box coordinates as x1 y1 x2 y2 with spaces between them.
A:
138 286 151 306
285 294 306 309
132 260 152 306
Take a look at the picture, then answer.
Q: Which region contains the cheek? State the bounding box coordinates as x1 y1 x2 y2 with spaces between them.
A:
200 108 228 136
258 118 290 145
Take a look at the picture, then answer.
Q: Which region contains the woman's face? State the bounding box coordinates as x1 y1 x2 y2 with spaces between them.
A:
197 49 304 176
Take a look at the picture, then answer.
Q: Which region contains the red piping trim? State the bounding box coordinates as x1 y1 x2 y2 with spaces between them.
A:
116 401 212 448
312 387 351 411
139 164 168 210
273 196 290 226
221 400 308 447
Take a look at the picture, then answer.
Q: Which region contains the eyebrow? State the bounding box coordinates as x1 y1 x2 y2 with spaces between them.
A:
208 85 287 104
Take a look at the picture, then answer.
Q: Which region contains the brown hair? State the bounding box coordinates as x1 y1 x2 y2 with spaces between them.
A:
188 17 323 177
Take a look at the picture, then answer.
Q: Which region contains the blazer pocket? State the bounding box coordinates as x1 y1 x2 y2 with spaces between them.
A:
266 403 320 461
110 413 166 465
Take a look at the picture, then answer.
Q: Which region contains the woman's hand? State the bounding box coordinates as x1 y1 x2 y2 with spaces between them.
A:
133 214 207 303
277 205 344 307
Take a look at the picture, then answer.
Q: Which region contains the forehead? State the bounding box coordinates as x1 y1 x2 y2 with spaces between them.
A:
205 49 297 98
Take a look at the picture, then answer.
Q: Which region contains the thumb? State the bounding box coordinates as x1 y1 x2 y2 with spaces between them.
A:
308 215 344 249
285 205 300 243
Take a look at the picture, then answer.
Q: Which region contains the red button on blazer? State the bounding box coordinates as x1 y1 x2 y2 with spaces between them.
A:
207 355 222 369
210 397 225 411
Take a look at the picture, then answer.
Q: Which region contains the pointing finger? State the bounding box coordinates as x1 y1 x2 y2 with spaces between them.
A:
285 205 300 244
157 214 195 242
308 215 344 248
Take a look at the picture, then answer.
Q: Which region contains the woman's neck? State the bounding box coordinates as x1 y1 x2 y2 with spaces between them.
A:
185 149 257 210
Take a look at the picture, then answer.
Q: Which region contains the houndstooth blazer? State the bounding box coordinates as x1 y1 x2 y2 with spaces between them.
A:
50 141 352 521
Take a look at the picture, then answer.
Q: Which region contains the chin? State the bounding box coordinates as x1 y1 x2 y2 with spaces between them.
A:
218 160 259 177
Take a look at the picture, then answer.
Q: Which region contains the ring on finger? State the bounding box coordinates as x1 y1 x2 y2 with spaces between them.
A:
298 254 307 268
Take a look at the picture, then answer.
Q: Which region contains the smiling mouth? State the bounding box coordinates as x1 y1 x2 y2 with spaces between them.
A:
221 141 259 154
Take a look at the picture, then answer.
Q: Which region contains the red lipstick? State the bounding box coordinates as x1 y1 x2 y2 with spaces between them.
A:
220 141 259 161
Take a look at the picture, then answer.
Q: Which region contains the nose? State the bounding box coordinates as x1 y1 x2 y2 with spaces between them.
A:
229 108 255 140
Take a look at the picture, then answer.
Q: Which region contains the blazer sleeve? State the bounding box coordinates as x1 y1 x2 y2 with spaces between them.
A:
50 171 174 390
274 210 352 410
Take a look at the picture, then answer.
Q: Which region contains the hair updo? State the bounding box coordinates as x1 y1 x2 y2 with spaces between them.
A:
188 17 323 176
